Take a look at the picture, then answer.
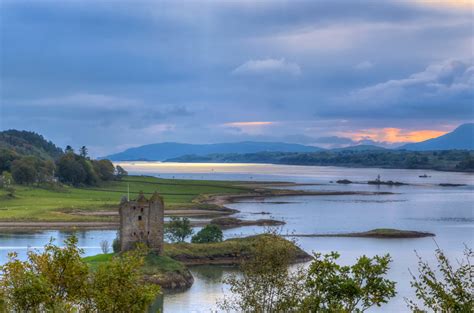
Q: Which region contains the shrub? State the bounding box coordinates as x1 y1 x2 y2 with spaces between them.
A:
406 245 473 312
165 217 193 243
112 237 121 253
191 224 223 243
0 235 160 312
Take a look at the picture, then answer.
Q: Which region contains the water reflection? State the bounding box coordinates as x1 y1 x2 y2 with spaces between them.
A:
1 164 473 312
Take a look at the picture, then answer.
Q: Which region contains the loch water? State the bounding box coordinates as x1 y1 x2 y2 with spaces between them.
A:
1 163 473 312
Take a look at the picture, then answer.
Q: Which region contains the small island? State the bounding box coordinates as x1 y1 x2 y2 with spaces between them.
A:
84 193 309 291
210 217 285 229
85 234 310 291
288 228 435 239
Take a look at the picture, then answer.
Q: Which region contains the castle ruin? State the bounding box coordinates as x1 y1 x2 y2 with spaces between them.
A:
119 191 164 254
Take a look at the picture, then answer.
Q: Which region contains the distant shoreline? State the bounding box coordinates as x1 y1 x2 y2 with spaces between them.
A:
114 160 474 174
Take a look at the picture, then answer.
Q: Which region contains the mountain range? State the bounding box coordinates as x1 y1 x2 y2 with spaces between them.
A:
103 123 473 161
104 141 323 161
399 123 474 151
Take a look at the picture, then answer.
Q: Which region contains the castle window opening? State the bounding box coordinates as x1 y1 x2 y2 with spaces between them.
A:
138 215 142 221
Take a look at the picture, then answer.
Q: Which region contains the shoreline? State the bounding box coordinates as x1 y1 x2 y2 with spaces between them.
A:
0 188 394 231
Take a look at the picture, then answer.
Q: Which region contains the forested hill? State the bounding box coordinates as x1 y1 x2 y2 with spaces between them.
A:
0 130 63 160
166 150 474 172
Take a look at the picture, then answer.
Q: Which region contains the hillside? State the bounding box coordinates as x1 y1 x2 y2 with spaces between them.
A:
166 149 474 172
400 123 474 151
0 130 63 160
104 141 323 161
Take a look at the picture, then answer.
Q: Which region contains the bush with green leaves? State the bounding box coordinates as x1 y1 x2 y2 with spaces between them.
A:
191 224 223 243
301 252 396 312
0 235 160 312
219 232 397 313
165 217 194 243
218 232 305 312
406 246 473 312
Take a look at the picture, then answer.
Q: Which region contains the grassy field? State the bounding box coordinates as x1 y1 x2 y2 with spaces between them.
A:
0 175 252 222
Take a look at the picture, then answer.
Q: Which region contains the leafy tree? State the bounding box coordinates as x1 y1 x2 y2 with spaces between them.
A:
0 235 160 312
406 246 473 312
79 145 88 158
11 158 37 185
90 247 160 312
301 252 396 312
115 165 128 179
65 145 74 154
92 159 115 181
165 217 194 242
219 232 305 312
0 148 18 172
56 154 87 186
0 171 13 188
191 224 223 243
1 236 90 311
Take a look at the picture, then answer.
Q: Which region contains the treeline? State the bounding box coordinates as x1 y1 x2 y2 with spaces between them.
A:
0 130 126 186
168 149 474 172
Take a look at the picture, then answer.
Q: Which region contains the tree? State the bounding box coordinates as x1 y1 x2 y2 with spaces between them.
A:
115 165 128 179
0 148 18 172
0 235 160 312
0 236 90 311
219 232 305 312
301 252 396 312
191 224 223 243
56 154 86 186
11 158 36 185
65 145 74 154
90 247 160 312
92 159 115 181
79 146 88 158
100 240 110 254
0 171 13 188
165 217 194 242
406 246 473 312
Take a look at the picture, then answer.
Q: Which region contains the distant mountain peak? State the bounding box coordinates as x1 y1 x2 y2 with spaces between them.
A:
400 123 474 151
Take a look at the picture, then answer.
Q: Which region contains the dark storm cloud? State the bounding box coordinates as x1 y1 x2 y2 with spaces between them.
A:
0 0 472 155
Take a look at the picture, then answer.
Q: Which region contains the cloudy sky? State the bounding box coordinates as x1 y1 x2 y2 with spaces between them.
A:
1 0 473 156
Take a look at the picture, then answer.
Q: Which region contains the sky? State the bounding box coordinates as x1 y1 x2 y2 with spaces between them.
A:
0 0 473 157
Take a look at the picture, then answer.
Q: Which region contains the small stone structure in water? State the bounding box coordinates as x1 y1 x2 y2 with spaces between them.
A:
119 191 164 254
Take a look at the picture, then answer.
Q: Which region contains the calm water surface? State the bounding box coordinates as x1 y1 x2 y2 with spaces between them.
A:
1 163 473 312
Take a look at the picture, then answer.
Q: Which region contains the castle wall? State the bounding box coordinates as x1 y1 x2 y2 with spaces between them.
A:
119 193 164 254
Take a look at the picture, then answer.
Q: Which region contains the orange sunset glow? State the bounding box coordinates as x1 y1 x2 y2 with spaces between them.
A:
342 128 448 143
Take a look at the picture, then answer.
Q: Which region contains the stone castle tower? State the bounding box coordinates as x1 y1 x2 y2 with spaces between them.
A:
119 191 164 254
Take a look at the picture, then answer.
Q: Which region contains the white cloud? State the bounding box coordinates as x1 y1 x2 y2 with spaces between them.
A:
348 59 474 110
232 58 301 76
354 61 374 70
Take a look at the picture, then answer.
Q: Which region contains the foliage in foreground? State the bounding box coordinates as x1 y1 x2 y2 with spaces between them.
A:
191 224 223 243
165 217 194 243
218 231 396 313
218 232 306 312
301 252 396 312
0 236 160 312
406 246 473 312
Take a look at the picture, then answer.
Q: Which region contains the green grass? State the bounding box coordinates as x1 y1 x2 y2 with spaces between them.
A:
163 234 306 261
0 175 251 222
83 252 186 274
84 235 305 273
